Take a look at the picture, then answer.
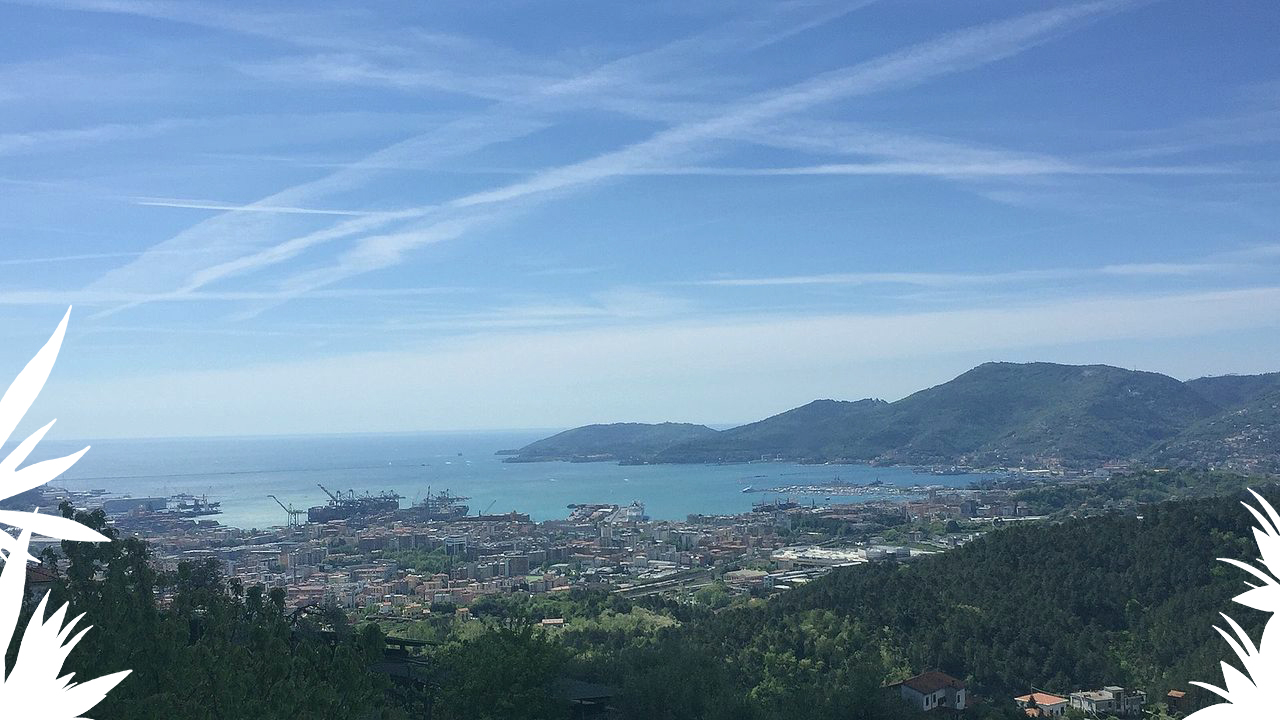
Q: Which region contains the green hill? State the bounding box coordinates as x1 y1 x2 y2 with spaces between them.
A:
511 362 1280 469
502 422 719 463
869 362 1220 466
665 362 1222 467
655 398 890 463
1184 371 1280 408
1150 386 1280 473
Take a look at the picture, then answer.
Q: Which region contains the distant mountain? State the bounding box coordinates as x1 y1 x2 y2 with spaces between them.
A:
658 363 1220 467
656 398 889 463
508 362 1280 470
1184 372 1280 408
869 362 1220 466
1151 375 1280 473
501 422 719 463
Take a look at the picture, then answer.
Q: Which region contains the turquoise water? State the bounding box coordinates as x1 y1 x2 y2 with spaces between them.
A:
32 432 989 529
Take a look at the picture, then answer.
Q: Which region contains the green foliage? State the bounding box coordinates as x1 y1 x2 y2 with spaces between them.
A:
21 504 399 720
385 547 450 574
429 627 569 720
1014 468 1276 514
1152 383 1280 473
23 491 1273 719
692 581 733 609
782 490 1276 712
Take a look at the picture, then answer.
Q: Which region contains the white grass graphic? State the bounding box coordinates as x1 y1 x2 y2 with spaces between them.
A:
0 308 129 718
1186 489 1280 719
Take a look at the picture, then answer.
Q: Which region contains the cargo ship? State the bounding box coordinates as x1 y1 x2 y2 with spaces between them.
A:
407 487 470 521
171 493 222 517
100 493 222 518
307 484 403 523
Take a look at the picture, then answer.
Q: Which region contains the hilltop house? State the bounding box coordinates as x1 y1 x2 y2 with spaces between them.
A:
1014 692 1069 717
1069 686 1145 716
897 671 967 711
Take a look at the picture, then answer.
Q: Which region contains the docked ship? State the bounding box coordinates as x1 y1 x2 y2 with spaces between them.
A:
170 493 222 517
407 487 470 521
307 484 403 523
101 493 223 518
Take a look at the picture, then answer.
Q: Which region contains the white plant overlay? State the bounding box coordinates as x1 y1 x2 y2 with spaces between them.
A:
1186 489 1280 719
0 308 129 718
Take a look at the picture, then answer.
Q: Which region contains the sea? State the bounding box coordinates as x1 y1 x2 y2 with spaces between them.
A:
28 431 993 530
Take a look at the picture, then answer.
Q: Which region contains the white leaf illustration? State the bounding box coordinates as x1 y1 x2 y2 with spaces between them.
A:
0 307 69 457
1186 491 1280 719
0 307 126 719
0 510 108 543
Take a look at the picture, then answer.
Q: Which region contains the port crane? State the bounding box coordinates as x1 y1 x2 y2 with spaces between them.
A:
481 500 496 516
269 495 306 526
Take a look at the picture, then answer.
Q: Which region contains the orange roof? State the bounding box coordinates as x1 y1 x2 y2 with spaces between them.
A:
1167 690 1186 698
26 565 57 583
902 671 965 694
1015 692 1068 705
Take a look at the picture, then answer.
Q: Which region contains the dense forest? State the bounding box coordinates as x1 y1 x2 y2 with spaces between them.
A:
7 490 1274 718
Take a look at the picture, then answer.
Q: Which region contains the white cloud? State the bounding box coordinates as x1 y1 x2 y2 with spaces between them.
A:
256 1 1133 304
688 260 1240 288
36 285 1280 438
130 197 380 217
84 1 1131 319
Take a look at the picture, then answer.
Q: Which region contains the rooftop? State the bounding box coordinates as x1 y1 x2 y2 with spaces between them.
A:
902 671 965 695
1015 692 1067 705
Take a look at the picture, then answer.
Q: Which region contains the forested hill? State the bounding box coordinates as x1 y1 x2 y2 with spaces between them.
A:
1151 390 1280 474
599 489 1276 719
1185 371 1280 408
498 422 718 463
776 491 1272 706
504 362 1280 469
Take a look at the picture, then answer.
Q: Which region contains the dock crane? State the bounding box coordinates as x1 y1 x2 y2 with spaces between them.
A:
317 483 341 503
480 500 496 516
269 495 306 526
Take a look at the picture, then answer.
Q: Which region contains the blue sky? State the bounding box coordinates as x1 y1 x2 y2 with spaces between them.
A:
1 0 1278 438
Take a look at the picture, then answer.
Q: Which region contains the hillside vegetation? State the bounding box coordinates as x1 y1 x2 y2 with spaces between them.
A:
500 422 718 463
506 362 1280 470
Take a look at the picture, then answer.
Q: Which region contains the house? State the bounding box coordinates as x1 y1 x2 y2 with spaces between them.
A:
1165 690 1186 713
898 670 967 711
1014 692 1068 717
25 564 57 602
1069 686 1145 717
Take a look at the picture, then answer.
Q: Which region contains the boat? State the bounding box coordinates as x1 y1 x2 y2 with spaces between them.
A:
741 485 754 493
407 487 470 521
170 493 222 517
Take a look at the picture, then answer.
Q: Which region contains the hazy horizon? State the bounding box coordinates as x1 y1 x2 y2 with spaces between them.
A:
12 356 1275 442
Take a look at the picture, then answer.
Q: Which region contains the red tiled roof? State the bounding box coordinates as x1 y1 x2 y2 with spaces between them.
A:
1015 692 1068 705
902 671 965 694
26 565 57 584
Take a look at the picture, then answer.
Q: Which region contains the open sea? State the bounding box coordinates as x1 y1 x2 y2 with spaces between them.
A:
28 432 993 529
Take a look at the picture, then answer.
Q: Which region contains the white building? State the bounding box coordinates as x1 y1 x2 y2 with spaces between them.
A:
1069 686 1145 716
898 671 967 712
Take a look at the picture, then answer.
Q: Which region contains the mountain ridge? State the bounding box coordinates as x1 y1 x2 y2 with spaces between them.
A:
501 362 1279 471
